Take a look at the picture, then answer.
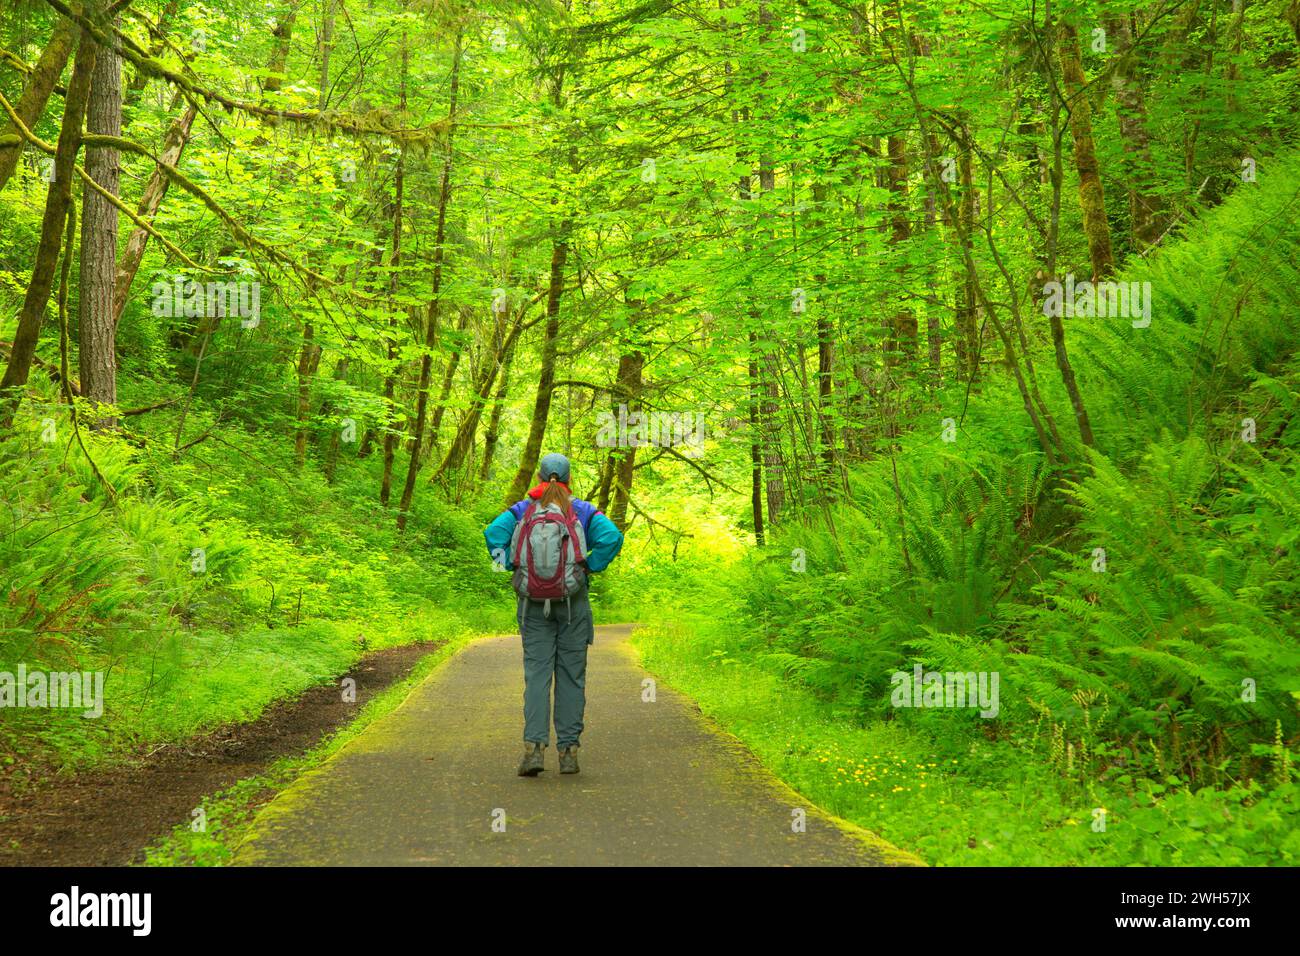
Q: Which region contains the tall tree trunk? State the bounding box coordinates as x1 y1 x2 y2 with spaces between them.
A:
725 26 765 539
746 377 769 537
607 348 643 530
294 322 322 466
1041 45 1097 452
923 189 942 376
505 233 568 505
752 0 785 526
77 19 122 427
426 307 470 457
756 336 785 533
502 54 572 507
955 134 979 380
595 451 615 512
264 7 297 95
884 131 916 364
810 181 836 472
378 317 399 505
1103 4 1165 249
816 314 835 468
112 98 197 325
761 353 786 522
894 40 1064 468
882 0 917 366
1178 0 1216 191
0 20 98 428
397 31 461 530
123 0 180 109
755 135 783 525
478 340 514 481
748 333 765 546
317 0 336 110
1058 22 1116 279
1224 0 1247 114
436 312 523 480
0 16 77 193
379 38 409 507
322 354 350 482
1044 289 1096 449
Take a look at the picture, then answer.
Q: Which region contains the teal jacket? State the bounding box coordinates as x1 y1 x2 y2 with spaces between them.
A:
484 492 624 573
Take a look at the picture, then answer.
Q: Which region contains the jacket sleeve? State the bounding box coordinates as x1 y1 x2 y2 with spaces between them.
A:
584 512 624 572
484 510 518 571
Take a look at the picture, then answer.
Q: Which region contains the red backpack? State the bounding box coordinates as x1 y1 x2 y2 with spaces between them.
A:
509 501 588 612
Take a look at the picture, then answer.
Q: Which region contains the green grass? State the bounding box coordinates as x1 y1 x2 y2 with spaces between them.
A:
633 617 1300 866
0 374 518 771
0 599 515 774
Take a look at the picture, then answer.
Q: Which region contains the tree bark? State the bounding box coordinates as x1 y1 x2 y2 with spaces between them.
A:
882 0 917 366
1058 22 1116 279
123 0 180 108
436 311 523 480
956 130 979 380
753 0 785 525
1 21 98 428
397 31 461 530
0 16 77 193
748 333 765 546
264 7 297 95
884 131 917 364
607 348 643 530
478 339 514 481
294 322 322 466
810 180 836 471
761 353 785 522
596 451 615 512
318 0 336 110
379 36 409 507
893 39 1064 467
1103 4 1165 249
111 97 197 326
321 354 350 482
505 233 568 505
425 306 470 458
78 20 123 426
1044 282 1096 448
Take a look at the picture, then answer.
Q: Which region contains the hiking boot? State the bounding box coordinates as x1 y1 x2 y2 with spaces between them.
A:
558 746 580 775
517 742 546 776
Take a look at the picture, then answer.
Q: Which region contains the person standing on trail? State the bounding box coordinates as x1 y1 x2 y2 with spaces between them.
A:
484 453 624 777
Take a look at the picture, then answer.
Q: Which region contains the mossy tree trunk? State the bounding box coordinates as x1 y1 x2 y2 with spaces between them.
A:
0 16 77 193
1058 22 1115 280
1 16 98 428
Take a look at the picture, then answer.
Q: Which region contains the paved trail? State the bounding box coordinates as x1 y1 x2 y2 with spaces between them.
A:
236 624 914 866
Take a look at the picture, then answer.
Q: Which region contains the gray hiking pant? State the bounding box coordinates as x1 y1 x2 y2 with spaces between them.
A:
518 592 595 750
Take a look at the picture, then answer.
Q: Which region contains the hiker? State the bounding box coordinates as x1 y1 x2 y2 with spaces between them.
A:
484 453 624 777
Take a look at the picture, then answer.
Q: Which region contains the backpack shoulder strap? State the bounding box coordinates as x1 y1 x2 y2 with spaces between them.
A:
561 506 586 562
513 501 537 564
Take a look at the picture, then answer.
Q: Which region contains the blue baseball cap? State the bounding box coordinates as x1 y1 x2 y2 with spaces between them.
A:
538 452 571 484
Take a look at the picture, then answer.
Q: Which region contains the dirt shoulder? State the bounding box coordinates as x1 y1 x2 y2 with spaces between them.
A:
0 640 441 866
